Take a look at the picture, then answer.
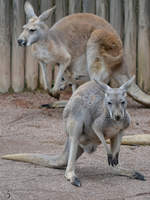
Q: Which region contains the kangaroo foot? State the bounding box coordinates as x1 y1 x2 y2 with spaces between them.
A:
131 171 145 181
110 166 146 181
70 176 81 187
40 100 68 109
65 171 81 187
48 89 60 99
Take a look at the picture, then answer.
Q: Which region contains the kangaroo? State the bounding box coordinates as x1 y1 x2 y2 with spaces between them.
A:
17 1 150 107
2 77 145 186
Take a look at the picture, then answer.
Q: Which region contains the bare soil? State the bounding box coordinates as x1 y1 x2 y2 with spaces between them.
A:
0 91 150 200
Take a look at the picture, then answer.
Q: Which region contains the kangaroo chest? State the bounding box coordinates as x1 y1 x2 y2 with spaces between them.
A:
32 44 54 64
103 121 125 139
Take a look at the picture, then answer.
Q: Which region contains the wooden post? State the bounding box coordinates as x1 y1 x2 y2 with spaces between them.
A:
25 0 39 91
138 0 150 93
39 0 54 90
69 0 82 14
40 0 55 27
54 0 68 84
109 0 124 40
12 0 25 92
55 0 68 21
82 0 96 13
0 0 11 93
96 0 109 20
124 0 137 76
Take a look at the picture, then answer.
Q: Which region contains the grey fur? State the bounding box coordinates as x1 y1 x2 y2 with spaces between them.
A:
2 77 145 186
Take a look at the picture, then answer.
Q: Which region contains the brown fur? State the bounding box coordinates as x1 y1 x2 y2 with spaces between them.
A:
50 13 122 60
17 2 150 106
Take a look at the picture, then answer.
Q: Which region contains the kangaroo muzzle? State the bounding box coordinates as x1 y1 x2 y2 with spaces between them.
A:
114 114 121 121
17 39 27 47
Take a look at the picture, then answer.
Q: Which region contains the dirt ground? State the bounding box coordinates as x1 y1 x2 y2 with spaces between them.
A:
0 90 150 200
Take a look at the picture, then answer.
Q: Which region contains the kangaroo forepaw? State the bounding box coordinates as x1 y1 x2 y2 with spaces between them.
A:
113 153 119 166
108 154 113 166
107 153 119 167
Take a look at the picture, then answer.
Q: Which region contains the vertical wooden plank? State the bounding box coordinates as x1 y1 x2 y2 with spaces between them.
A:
0 0 11 93
25 49 39 91
39 0 54 90
54 0 68 84
12 0 25 92
69 0 82 14
109 0 124 40
138 0 150 93
96 0 109 20
124 0 137 76
82 0 96 13
25 0 39 91
40 0 54 27
55 0 68 21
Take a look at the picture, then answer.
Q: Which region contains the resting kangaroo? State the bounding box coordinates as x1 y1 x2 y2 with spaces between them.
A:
17 1 150 106
2 77 145 186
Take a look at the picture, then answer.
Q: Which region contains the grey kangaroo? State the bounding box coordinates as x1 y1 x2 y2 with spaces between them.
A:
2 76 145 186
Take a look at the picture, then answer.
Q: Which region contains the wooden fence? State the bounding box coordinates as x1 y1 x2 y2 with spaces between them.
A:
0 0 149 93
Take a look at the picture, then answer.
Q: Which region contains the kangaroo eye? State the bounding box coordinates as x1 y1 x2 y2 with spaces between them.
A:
121 101 125 105
29 29 36 33
108 102 112 105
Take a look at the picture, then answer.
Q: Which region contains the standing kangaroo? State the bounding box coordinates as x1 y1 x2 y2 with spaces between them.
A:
17 1 150 106
2 77 145 186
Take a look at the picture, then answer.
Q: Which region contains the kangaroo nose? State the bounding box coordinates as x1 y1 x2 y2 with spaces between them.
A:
115 115 121 121
17 39 27 46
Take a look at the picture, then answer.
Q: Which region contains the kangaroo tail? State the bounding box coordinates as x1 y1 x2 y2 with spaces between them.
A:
2 139 70 169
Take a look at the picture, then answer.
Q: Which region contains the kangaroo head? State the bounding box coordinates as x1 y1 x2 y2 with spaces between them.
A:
95 76 135 121
18 1 55 47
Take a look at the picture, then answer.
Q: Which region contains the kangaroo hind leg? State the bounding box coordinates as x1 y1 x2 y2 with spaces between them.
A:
109 133 145 180
65 119 84 187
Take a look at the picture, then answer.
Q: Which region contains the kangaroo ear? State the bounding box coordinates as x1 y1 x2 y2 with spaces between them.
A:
120 75 135 91
24 1 36 19
39 6 56 21
94 79 110 92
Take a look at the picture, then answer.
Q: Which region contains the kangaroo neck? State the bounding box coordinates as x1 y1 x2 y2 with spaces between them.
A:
36 32 49 47
32 35 54 64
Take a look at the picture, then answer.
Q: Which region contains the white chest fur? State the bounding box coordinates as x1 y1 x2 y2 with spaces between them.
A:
103 121 124 139
32 44 54 64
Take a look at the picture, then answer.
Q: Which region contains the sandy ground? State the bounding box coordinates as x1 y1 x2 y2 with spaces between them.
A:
0 91 150 200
